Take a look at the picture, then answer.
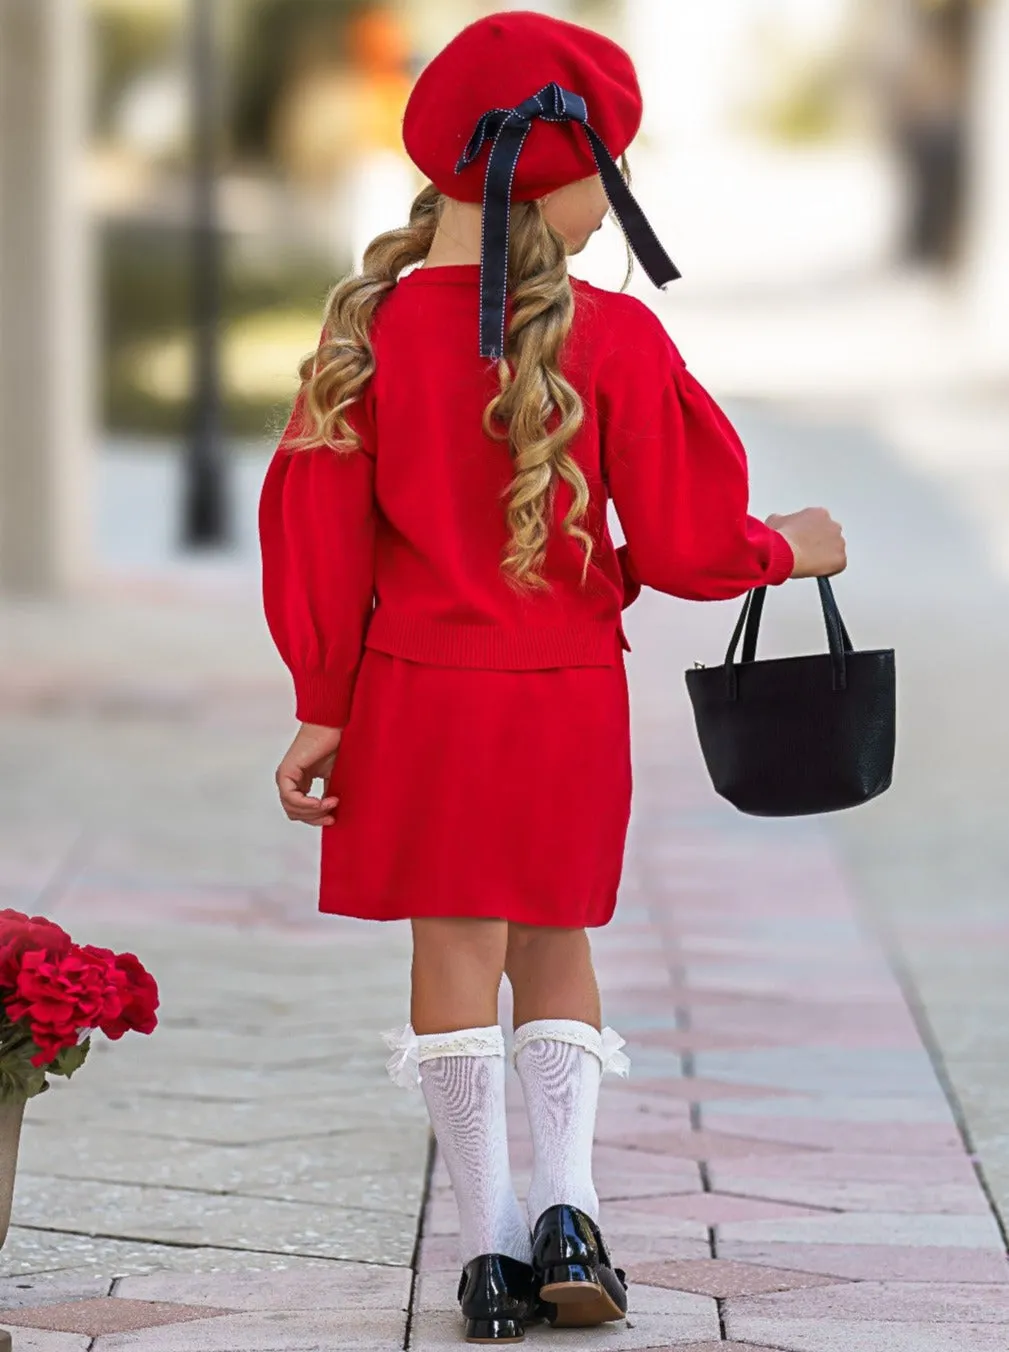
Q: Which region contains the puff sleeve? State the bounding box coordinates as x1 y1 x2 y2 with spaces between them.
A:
599 301 794 601
258 387 377 728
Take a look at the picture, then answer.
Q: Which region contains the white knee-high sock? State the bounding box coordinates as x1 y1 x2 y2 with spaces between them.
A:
383 1022 532 1268
512 1018 630 1232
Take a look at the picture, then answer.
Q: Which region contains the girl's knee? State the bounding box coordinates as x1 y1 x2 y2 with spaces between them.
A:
412 915 508 958
506 921 585 951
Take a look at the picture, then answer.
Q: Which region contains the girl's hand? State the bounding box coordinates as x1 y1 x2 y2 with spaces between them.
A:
275 723 344 826
766 507 847 579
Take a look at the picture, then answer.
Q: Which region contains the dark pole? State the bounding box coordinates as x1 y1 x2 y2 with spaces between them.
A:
182 0 228 547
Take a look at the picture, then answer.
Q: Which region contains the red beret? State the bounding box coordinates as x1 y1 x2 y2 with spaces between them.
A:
403 11 642 203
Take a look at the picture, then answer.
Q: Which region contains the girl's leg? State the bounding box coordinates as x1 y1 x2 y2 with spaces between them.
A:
410 915 506 1034
407 916 531 1266
504 923 600 1030
504 923 610 1228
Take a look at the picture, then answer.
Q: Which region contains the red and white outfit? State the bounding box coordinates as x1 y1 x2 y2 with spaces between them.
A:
259 9 803 1302
258 267 794 927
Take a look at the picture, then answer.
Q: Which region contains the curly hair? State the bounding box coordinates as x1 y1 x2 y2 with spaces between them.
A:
288 180 596 588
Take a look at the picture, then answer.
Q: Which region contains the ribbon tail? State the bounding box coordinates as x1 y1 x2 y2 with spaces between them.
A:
477 117 532 359
585 125 681 290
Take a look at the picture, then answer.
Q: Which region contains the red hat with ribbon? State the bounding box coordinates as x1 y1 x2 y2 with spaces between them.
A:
402 10 680 359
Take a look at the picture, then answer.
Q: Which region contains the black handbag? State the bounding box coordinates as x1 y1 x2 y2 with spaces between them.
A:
684 577 895 817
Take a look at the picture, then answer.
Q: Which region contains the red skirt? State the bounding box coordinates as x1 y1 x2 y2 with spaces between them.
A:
320 649 632 927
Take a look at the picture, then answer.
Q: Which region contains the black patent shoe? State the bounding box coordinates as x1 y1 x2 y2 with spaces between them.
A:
456 1252 541 1343
530 1203 629 1327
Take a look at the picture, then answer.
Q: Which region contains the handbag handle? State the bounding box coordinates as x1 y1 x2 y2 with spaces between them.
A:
723 577 854 700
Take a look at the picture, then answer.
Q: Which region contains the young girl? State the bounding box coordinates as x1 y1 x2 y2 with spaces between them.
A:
259 10 845 1344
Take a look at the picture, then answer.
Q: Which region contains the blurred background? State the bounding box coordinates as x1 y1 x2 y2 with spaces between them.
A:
0 0 1005 588
3 0 1009 1219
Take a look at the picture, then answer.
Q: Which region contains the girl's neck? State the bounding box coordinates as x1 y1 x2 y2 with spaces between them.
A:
423 199 483 267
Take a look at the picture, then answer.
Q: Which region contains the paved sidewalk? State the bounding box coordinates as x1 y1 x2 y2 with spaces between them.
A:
5 357 1009 1348
0 577 1006 1351
0 583 428 1348
416 704 1009 1350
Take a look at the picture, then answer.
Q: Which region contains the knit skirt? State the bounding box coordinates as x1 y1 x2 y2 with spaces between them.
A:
320 648 632 927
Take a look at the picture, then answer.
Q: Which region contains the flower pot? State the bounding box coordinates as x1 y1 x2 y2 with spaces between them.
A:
0 1094 25 1249
0 1095 24 1352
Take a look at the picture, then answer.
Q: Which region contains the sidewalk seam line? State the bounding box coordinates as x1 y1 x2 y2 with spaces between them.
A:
32 827 91 913
8 1223 411 1268
404 1127 437 1350
837 846 1009 1258
14 1169 422 1219
882 938 1009 1254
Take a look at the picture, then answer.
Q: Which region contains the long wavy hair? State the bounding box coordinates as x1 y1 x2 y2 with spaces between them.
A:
289 177 628 588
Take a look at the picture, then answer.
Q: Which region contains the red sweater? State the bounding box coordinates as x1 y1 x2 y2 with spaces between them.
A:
259 264 794 727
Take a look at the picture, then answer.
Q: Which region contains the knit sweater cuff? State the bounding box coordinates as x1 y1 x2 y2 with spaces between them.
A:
766 529 795 586
293 672 353 729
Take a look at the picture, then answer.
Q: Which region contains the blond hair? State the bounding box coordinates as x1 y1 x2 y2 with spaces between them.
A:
289 182 592 588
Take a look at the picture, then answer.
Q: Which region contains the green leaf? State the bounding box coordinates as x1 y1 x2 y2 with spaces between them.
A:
0 1059 46 1101
48 1040 91 1080
0 1033 62 1099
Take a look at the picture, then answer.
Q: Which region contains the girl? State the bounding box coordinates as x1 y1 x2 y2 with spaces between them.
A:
259 10 846 1345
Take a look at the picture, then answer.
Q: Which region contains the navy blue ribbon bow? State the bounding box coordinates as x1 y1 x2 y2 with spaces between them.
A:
455 81 681 359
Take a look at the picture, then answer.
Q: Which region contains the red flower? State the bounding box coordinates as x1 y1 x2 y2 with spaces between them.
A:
97 951 159 1040
8 948 127 1066
0 910 72 988
0 914 158 1070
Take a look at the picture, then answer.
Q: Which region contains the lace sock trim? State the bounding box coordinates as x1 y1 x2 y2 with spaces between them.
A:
380 1022 504 1089
511 1018 630 1077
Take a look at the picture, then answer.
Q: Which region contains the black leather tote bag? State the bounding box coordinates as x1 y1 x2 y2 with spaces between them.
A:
684 578 895 817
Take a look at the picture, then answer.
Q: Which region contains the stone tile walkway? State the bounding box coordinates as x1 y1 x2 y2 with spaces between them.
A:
1 581 1007 1348
411 747 1009 1348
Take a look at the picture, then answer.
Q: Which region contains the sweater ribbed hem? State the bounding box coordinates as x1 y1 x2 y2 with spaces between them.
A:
293 672 354 729
364 610 625 670
766 529 795 586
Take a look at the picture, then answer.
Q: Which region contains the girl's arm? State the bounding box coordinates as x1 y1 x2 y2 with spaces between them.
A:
258 387 377 730
599 301 794 601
